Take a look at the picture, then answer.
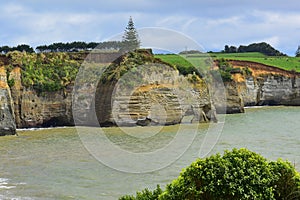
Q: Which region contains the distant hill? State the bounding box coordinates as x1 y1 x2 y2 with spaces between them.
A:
223 42 286 56
179 50 202 54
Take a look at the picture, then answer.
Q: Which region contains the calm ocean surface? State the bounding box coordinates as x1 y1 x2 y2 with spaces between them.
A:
0 106 300 199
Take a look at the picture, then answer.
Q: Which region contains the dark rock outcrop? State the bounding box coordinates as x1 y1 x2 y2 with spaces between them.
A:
0 67 16 135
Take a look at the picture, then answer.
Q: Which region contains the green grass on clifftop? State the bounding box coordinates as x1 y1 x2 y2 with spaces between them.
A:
211 52 300 72
154 54 212 75
155 52 300 72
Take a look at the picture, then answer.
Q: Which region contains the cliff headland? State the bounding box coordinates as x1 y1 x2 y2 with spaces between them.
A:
0 50 299 135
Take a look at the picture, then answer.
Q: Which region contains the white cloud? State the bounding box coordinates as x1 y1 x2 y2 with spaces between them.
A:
253 10 300 26
1 1 300 55
1 3 27 15
205 16 242 27
259 36 280 48
174 10 300 55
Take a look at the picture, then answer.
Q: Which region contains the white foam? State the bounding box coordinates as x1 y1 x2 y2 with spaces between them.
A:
17 126 68 131
244 106 265 109
0 185 16 189
0 195 34 200
0 178 9 183
0 178 31 200
0 177 14 190
0 177 25 190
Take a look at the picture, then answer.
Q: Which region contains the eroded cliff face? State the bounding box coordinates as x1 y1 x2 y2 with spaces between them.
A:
9 67 74 128
80 50 217 127
0 50 217 136
94 67 216 126
0 67 16 135
212 81 245 114
222 60 300 113
2 51 299 135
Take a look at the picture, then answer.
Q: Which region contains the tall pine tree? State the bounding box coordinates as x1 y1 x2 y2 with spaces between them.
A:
296 45 300 57
121 17 140 52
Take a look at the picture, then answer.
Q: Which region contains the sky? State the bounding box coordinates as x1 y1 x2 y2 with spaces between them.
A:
0 0 300 55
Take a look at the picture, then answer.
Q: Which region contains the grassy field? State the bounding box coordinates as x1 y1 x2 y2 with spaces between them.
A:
154 54 212 73
155 52 300 72
210 52 300 72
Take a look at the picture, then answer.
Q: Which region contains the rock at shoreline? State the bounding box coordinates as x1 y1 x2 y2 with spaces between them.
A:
0 67 16 135
216 60 300 114
92 50 216 126
1 51 300 135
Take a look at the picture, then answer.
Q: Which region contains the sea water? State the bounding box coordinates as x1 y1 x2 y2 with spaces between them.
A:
0 106 299 199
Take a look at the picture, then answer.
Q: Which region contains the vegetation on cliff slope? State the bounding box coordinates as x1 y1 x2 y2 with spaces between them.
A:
3 49 202 94
6 51 81 92
3 47 300 94
120 148 300 200
100 49 176 84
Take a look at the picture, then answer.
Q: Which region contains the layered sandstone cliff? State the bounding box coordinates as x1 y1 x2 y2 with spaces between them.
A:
218 60 300 113
1 51 300 136
75 50 217 127
8 67 74 129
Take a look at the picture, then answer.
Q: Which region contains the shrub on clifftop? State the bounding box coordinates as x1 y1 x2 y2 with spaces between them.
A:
6 51 80 93
120 148 300 200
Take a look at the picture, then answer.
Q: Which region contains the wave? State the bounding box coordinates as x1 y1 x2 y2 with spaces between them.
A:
17 126 69 132
0 178 32 200
0 195 34 200
244 106 266 109
0 177 16 189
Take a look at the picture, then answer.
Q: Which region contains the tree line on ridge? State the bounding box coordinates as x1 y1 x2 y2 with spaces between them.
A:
223 42 287 56
0 41 125 54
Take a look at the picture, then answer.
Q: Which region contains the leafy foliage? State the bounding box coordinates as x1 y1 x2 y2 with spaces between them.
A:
224 45 238 53
6 51 81 92
1 41 132 54
161 148 276 200
296 46 300 57
36 41 124 53
223 42 286 56
6 70 15 87
176 65 201 76
210 58 233 82
120 148 300 200
270 159 300 199
0 44 34 54
119 185 163 200
100 49 171 84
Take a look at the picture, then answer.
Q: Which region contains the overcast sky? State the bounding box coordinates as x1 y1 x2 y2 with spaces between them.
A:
1 0 300 55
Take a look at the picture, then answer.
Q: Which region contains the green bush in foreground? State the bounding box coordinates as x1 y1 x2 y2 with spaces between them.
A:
120 148 300 200
120 185 163 200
